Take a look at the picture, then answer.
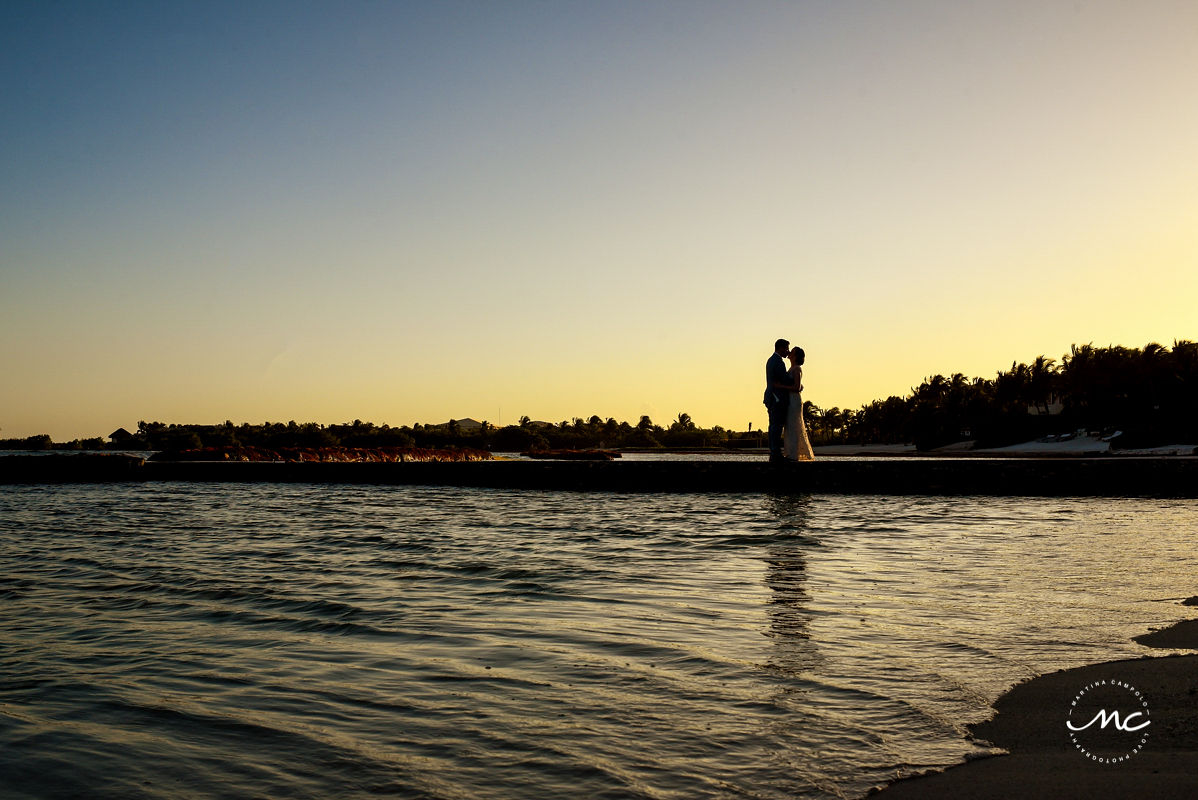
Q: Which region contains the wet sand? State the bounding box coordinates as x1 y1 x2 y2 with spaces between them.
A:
872 618 1198 798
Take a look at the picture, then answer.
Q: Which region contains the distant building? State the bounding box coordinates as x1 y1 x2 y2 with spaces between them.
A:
108 428 135 444
428 418 547 430
1028 396 1064 416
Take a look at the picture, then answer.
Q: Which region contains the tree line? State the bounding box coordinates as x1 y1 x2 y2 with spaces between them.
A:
805 340 1198 449
3 341 1193 452
0 415 752 453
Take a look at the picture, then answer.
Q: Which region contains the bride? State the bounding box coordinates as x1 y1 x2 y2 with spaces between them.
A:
785 347 815 461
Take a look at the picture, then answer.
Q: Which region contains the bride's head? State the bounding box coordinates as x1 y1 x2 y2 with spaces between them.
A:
789 347 805 366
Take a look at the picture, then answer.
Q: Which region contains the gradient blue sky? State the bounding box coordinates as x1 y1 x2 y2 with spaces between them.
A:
3 1 1196 439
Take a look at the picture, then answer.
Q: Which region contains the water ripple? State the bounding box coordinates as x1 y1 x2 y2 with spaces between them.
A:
1 485 1196 798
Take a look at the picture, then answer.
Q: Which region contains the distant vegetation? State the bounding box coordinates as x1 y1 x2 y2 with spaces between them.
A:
113 416 745 452
0 434 109 452
0 415 750 453
3 341 1194 453
826 340 1198 450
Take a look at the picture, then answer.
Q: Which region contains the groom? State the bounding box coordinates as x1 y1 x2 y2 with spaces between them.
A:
764 338 795 463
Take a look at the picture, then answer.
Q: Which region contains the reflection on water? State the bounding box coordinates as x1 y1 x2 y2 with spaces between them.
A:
1 485 1195 799
762 495 820 676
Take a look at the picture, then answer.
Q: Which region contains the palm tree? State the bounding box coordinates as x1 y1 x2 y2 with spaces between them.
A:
802 401 821 438
1028 355 1058 413
822 406 845 440
1139 342 1170 418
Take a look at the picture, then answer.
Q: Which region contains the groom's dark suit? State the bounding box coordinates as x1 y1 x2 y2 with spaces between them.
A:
764 352 794 462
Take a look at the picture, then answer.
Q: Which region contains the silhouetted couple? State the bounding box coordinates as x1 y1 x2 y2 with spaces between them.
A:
764 338 815 463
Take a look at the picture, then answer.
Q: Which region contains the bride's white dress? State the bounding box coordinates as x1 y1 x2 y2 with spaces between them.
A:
785 369 815 461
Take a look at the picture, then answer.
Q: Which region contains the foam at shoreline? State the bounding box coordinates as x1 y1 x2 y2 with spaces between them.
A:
872 617 1198 798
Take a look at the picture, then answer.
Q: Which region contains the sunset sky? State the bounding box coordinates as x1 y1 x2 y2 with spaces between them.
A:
3 1 1196 440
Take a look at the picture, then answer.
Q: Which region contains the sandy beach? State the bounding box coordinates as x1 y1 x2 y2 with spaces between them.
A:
873 615 1198 798
975 436 1198 457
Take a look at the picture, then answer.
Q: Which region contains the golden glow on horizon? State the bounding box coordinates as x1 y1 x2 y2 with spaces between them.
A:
1 2 1196 440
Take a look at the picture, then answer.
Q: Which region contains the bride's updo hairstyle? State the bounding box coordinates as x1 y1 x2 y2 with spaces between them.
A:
791 347 805 366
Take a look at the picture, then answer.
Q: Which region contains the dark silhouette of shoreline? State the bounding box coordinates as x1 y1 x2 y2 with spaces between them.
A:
874 616 1198 798
3 453 1196 497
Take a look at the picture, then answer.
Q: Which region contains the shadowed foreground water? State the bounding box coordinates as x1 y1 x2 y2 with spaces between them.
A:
1 485 1195 799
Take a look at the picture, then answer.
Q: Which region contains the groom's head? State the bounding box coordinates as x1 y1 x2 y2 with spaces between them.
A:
774 339 790 356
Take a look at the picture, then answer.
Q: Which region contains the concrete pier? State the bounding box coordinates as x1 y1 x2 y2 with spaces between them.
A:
2 454 1196 496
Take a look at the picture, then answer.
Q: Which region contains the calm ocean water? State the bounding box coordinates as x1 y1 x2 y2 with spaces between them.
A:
2 483 1195 799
